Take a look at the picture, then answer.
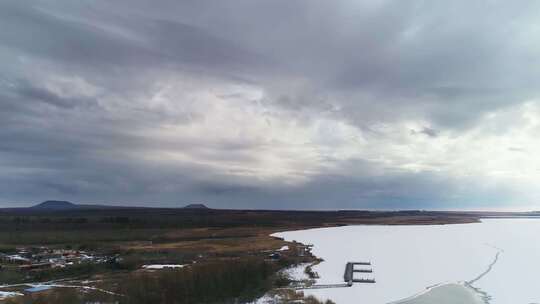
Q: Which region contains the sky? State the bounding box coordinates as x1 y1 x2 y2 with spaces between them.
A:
2 0 540 209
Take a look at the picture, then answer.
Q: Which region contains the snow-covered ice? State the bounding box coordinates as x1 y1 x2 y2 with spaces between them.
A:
274 218 540 304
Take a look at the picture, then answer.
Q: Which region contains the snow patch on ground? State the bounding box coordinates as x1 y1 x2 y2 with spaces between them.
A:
283 263 312 282
0 291 23 300
142 264 186 270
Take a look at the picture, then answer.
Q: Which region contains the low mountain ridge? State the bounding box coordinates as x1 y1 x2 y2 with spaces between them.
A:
31 200 79 210
183 203 209 209
26 201 211 211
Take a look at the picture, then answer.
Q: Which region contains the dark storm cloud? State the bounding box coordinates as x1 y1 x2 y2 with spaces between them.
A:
0 1 153 67
127 0 540 130
10 80 96 109
411 127 438 138
1 0 539 208
0 1 266 74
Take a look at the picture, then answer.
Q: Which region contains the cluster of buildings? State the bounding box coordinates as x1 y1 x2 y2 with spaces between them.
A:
267 242 313 260
0 247 116 271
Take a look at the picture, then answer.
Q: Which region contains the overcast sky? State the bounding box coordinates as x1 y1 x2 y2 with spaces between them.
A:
2 0 540 209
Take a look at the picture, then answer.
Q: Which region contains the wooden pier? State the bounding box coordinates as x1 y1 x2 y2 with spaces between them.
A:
350 261 371 266
352 278 376 283
344 262 376 286
294 261 376 290
353 268 373 273
296 283 350 290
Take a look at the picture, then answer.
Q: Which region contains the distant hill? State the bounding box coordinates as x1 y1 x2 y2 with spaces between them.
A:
183 203 209 209
31 200 79 210
30 201 122 210
26 201 210 211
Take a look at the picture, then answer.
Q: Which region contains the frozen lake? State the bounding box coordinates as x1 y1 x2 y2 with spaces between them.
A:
274 219 540 304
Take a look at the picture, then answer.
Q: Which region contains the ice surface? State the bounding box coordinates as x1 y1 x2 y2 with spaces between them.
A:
274 219 540 304
393 283 485 304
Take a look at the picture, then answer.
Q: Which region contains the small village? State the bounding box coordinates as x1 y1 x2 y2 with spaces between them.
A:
0 241 316 302
0 247 119 271
0 247 122 301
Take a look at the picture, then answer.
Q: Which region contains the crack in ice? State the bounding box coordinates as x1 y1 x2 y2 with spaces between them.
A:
467 245 503 285
464 245 504 304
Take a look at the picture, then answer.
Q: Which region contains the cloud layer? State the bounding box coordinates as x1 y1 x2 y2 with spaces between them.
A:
2 0 540 209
